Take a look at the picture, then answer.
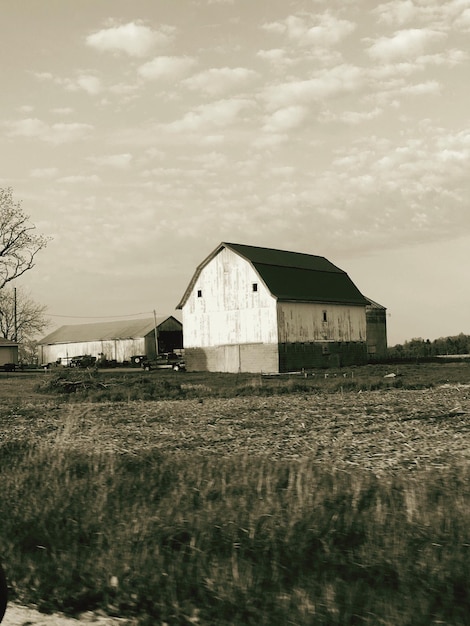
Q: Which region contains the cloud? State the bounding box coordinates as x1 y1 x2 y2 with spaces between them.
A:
162 98 255 133
262 11 356 47
262 64 363 110
58 175 101 184
367 28 447 62
321 107 382 125
71 74 102 95
262 105 309 132
182 67 258 96
30 167 59 178
86 21 174 57
4 118 93 143
138 56 196 80
400 80 441 94
35 71 102 95
374 1 418 26
51 107 74 115
87 153 133 169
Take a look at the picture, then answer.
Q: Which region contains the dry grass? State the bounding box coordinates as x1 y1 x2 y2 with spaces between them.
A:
0 365 469 625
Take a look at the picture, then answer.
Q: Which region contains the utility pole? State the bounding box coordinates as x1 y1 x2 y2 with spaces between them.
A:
14 287 17 342
153 309 159 357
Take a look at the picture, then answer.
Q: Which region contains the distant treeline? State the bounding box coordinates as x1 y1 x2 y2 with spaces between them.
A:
389 333 470 358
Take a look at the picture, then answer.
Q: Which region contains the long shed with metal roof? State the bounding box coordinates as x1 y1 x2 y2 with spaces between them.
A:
38 316 182 366
177 242 385 372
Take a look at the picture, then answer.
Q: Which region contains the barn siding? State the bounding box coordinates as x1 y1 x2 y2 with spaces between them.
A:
277 302 366 343
182 247 278 348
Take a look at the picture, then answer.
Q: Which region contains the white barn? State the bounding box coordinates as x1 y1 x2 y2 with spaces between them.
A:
38 316 182 366
177 242 379 373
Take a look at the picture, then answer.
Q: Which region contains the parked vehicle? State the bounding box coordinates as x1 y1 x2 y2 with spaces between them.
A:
68 355 96 368
141 352 185 371
0 562 7 623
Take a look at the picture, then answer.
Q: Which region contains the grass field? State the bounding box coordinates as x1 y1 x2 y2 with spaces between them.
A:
0 363 469 625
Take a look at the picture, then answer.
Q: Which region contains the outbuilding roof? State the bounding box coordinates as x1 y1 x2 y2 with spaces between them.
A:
177 242 369 307
39 316 181 345
0 337 18 347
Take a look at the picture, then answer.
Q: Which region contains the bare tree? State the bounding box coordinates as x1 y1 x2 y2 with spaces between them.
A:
0 286 50 344
0 187 49 290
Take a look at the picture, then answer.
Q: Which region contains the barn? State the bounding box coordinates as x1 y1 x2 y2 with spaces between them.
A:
177 242 385 373
38 316 183 366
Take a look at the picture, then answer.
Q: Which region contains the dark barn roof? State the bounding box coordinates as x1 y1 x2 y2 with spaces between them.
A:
177 242 368 307
39 316 182 345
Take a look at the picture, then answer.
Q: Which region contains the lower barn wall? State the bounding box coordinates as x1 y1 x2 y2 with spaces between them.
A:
185 343 279 373
279 341 368 371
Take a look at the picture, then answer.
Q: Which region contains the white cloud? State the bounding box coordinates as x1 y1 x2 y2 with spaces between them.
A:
262 12 355 48
72 74 102 95
262 105 309 132
86 21 174 57
35 71 102 95
257 48 286 61
374 1 417 26
87 153 133 169
400 80 441 94
285 12 356 47
4 118 93 143
58 175 101 184
454 7 470 30
367 28 447 62
262 64 363 110
321 107 382 125
138 56 196 80
182 67 258 96
52 107 74 115
30 167 59 178
163 98 254 132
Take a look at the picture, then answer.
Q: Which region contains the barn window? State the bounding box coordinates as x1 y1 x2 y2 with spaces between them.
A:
252 283 258 292
322 310 328 323
197 290 202 298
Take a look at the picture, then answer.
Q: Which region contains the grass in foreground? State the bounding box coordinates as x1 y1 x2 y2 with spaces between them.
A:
1 440 469 626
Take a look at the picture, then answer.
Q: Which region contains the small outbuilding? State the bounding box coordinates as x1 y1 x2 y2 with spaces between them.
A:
177 242 384 373
365 298 388 359
0 337 19 369
38 316 183 366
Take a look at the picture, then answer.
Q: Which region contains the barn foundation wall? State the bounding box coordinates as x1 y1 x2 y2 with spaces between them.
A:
184 343 279 373
278 342 368 371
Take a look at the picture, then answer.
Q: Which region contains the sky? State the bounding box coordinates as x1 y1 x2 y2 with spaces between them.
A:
1 0 470 346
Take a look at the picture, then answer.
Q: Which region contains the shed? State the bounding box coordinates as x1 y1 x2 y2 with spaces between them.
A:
365 298 388 359
0 337 19 368
177 242 382 373
38 316 183 366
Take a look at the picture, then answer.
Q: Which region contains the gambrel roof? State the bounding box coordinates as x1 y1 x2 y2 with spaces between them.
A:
177 242 369 308
39 316 182 345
